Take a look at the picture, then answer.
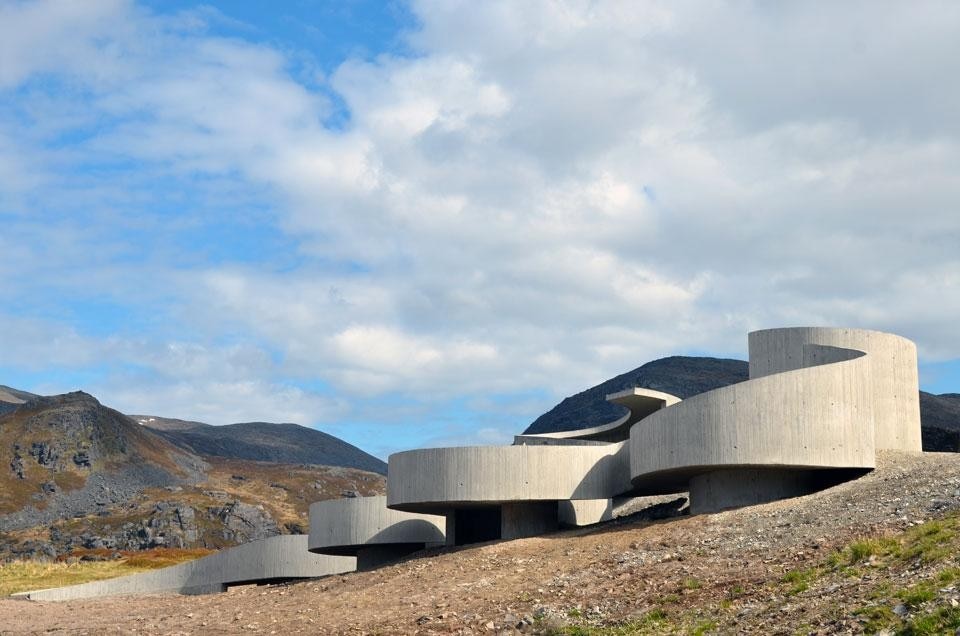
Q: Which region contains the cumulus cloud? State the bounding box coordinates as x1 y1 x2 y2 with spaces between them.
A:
2 0 959 453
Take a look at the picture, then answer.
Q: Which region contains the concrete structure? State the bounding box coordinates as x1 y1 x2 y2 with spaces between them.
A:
629 327 921 512
14 536 354 601
389 326 923 535
308 495 445 569
18 326 924 600
388 388 678 544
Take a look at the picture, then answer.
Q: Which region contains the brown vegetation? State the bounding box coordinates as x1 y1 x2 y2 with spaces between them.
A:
2 451 959 634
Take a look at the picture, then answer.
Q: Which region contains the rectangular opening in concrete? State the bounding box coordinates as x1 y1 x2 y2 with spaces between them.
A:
453 507 501 545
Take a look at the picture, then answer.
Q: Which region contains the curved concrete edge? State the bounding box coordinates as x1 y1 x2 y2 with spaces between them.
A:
748 327 922 451
515 388 681 444
13 536 355 601
629 327 921 512
308 496 445 568
387 443 631 513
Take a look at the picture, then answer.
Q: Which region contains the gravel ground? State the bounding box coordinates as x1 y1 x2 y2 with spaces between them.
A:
2 451 959 635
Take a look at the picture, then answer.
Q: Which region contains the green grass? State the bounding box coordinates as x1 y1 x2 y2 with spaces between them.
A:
553 609 670 635
900 520 956 564
901 606 960 635
682 577 702 590
897 583 937 609
780 566 821 596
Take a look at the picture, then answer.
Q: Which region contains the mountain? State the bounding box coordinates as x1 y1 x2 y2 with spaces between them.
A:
524 356 749 435
0 392 206 530
135 416 386 475
0 385 37 417
0 390 386 560
919 391 960 451
524 356 960 452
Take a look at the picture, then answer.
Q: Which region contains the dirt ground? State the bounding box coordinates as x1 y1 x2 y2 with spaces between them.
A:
2 451 959 635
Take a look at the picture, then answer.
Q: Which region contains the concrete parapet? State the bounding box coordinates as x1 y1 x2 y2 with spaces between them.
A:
748 327 922 452
14 535 355 601
309 495 445 568
387 443 631 513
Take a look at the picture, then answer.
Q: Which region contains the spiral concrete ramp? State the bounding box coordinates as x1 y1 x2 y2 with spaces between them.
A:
15 327 925 598
308 495 445 569
13 536 355 601
388 327 923 539
629 327 921 513
387 388 680 543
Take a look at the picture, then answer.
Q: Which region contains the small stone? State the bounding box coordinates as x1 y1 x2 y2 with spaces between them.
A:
892 603 908 617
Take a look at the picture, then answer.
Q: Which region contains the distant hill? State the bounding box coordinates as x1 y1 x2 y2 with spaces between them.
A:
919 391 960 451
0 390 386 560
524 356 749 435
0 385 38 416
135 416 387 475
0 392 204 524
524 356 960 452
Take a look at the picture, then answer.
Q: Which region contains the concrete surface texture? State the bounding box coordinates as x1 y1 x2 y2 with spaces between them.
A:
630 327 921 512
308 495 445 569
15 536 355 601
387 443 632 512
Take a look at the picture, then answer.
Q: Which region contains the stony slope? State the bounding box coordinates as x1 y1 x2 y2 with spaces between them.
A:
136 416 386 475
0 391 386 560
525 356 960 451
0 392 206 525
2 451 959 634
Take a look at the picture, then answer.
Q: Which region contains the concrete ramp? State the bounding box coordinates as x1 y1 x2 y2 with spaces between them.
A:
14 535 355 601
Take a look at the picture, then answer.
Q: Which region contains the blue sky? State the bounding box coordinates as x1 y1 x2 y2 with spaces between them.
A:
2 1 960 458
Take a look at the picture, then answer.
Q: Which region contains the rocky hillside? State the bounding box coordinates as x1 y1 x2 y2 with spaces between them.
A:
0 390 385 560
136 416 386 475
3 451 960 634
525 356 960 451
0 392 206 525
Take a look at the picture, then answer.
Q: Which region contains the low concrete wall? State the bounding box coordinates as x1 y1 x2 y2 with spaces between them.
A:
15 536 355 601
309 496 445 568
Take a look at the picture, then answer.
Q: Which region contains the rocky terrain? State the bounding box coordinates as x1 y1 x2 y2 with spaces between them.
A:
525 356 960 452
0 390 385 560
1 451 959 634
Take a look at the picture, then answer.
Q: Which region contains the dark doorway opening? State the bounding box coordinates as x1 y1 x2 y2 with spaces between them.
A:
454 507 501 545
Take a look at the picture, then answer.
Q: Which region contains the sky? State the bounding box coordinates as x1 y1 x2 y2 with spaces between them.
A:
1 0 959 459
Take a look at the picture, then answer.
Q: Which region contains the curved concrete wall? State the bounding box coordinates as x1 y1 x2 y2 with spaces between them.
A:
309 495 445 567
16 536 355 601
629 327 921 511
309 496 445 554
387 443 631 513
514 388 680 444
748 327 921 451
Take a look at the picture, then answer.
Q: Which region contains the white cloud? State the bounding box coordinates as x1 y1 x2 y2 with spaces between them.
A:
2 0 960 452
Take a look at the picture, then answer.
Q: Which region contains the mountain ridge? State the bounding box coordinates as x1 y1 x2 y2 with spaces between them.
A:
134 416 386 475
